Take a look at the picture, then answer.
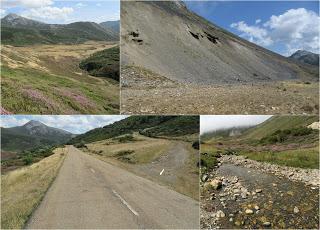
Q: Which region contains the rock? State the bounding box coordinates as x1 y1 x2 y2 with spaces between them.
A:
263 222 271 227
254 205 260 210
294 206 299 213
235 221 241 226
245 209 254 214
255 189 262 193
209 179 222 190
201 174 209 182
229 218 233 222
216 210 225 218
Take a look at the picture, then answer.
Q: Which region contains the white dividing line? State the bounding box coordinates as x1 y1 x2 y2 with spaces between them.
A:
160 168 164 175
112 189 139 216
90 168 95 173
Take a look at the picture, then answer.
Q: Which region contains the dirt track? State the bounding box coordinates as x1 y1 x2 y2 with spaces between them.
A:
26 146 199 229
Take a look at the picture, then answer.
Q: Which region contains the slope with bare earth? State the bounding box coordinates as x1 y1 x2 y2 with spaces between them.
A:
1 41 119 114
120 1 319 114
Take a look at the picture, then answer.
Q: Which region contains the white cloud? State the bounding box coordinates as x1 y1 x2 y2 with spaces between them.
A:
0 9 6 16
200 115 272 134
76 3 86 8
0 115 128 134
230 21 273 46
22 6 74 20
255 19 261 24
1 0 53 8
230 8 320 55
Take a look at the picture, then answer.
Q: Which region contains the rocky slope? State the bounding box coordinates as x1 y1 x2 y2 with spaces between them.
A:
121 1 318 84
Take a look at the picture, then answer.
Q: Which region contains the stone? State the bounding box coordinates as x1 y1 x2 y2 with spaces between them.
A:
255 189 262 193
245 209 254 214
263 222 271 227
201 174 209 182
294 206 299 213
216 210 225 218
235 221 241 226
229 218 233 222
254 205 260 210
209 179 222 190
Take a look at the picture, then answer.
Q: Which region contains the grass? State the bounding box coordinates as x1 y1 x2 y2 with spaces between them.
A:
1 65 119 114
1 148 66 229
240 147 319 169
200 143 220 173
86 135 171 164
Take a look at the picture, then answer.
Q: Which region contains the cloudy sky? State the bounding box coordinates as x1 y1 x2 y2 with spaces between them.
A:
0 0 120 24
0 115 127 134
185 1 319 56
200 115 272 134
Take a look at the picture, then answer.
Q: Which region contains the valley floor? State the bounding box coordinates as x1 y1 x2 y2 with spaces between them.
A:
1 42 119 114
200 155 319 229
121 66 319 115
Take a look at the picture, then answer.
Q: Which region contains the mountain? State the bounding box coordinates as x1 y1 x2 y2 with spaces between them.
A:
289 50 319 66
241 115 318 140
69 116 199 144
100 20 120 34
1 120 75 152
1 13 118 45
121 1 318 84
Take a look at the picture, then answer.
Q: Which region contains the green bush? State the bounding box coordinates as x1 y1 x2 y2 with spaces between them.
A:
23 155 33 165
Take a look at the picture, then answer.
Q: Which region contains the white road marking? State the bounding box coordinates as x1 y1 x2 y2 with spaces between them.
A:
112 190 139 216
160 169 164 175
90 168 95 173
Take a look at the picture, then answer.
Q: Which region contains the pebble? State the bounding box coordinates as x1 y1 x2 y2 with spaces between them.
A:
245 209 254 214
229 218 233 222
254 205 260 210
294 206 299 213
216 210 226 218
263 222 271 227
255 189 262 193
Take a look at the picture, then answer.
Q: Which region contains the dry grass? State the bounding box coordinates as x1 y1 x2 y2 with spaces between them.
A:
1 148 66 229
86 134 172 164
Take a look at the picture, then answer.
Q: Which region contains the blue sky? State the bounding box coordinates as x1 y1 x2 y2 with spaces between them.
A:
0 115 127 134
185 1 319 55
0 0 120 24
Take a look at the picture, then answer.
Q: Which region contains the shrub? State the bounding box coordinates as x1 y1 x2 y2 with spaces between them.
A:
23 155 33 165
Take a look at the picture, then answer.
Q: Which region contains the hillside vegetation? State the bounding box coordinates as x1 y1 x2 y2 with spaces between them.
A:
1 14 118 46
79 46 119 81
69 116 199 144
201 115 319 170
1 148 66 229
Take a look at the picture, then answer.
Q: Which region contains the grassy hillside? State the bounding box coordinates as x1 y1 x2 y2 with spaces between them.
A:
201 115 319 169
242 115 318 140
79 46 119 81
69 116 199 144
1 42 119 114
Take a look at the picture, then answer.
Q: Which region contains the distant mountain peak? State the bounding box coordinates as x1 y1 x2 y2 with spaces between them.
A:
2 13 45 27
289 50 319 66
24 120 46 128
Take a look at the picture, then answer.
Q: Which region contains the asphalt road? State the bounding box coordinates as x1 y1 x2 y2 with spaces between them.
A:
26 146 199 229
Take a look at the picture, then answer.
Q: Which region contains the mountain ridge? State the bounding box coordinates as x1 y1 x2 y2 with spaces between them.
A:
1 13 119 45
